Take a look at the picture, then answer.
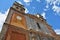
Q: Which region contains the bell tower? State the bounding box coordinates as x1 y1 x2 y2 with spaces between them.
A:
12 1 25 13
5 1 27 29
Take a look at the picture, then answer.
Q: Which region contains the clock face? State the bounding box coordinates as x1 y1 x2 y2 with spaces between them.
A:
16 16 22 20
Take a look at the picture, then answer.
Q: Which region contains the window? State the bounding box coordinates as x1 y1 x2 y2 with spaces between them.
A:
29 32 41 40
16 6 19 9
32 37 37 40
37 23 41 29
48 37 54 40
42 37 48 40
37 34 41 40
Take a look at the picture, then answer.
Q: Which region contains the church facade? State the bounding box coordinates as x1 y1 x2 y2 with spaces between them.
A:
0 1 59 40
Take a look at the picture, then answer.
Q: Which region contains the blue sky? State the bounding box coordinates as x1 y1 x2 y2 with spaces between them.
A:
0 0 60 34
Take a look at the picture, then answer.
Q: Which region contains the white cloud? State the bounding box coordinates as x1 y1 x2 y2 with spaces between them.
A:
0 9 9 32
46 0 60 16
41 12 46 19
25 3 30 5
46 4 49 8
52 5 60 14
24 0 32 3
17 1 23 4
36 0 41 2
46 0 55 4
25 8 29 13
55 29 60 34
52 0 60 14
23 0 32 5
44 9 48 11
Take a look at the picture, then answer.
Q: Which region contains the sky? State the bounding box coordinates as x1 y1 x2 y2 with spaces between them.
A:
0 0 60 34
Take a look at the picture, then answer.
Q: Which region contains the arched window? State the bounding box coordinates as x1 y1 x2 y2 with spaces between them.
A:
36 23 41 29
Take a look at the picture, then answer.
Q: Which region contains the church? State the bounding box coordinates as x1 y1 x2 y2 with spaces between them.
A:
0 1 59 40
